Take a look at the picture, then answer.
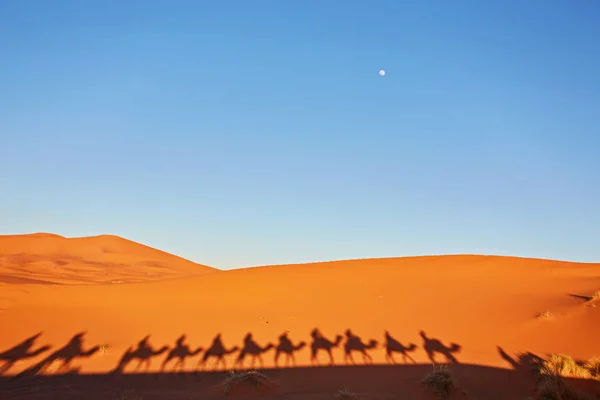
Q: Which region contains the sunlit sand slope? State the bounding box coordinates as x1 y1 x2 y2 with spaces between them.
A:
1 255 598 379
0 233 217 285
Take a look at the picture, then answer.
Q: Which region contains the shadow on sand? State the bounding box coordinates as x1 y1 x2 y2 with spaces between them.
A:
17 332 99 377
0 331 598 400
0 333 51 376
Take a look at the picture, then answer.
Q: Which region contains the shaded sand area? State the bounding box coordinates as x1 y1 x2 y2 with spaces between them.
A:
0 236 599 399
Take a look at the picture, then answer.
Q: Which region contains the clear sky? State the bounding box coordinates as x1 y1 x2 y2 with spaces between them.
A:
1 1 599 269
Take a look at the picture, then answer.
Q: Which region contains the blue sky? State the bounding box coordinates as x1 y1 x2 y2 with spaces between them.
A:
1 1 599 269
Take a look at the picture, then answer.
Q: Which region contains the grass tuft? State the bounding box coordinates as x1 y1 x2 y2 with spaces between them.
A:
99 344 110 355
585 357 600 379
540 354 591 380
534 375 584 400
421 365 457 400
335 388 360 400
222 370 272 395
536 310 554 320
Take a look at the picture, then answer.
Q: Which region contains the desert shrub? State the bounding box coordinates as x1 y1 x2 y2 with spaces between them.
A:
537 311 554 320
421 365 456 400
335 388 360 400
541 354 591 379
585 357 600 379
534 375 585 400
222 370 271 395
516 352 547 380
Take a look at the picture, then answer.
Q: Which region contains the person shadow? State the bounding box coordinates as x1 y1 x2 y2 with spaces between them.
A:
383 331 418 364
161 335 203 372
343 329 378 365
234 333 274 370
112 336 169 373
196 333 239 371
309 328 343 366
497 346 544 373
419 330 461 364
0 333 51 375
18 332 99 377
274 331 306 368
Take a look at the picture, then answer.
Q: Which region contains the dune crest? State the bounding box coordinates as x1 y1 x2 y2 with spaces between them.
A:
0 233 217 285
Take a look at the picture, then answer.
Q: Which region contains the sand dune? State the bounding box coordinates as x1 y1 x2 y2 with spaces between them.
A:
0 233 217 285
0 241 599 399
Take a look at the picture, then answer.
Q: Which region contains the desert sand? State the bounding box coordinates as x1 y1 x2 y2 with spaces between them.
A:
0 233 599 400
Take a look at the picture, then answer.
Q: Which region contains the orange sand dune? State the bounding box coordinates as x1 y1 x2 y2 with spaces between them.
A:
0 254 599 399
0 233 217 285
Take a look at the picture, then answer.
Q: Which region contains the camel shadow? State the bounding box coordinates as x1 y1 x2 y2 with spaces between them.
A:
18 332 99 377
383 330 418 364
419 330 461 364
196 333 239 371
274 331 305 368
112 336 169 374
234 332 274 370
0 333 51 376
343 329 378 365
310 328 342 366
161 335 203 372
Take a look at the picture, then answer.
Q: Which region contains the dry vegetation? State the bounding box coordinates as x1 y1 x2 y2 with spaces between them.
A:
536 310 554 320
421 365 457 400
533 375 586 400
535 354 600 381
222 370 273 395
585 357 600 379
335 388 361 400
526 353 600 400
541 354 592 379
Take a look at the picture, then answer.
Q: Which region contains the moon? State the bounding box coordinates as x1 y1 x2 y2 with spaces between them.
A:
379 69 386 76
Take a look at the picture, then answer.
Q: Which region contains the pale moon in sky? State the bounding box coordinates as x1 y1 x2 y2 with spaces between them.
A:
379 69 386 76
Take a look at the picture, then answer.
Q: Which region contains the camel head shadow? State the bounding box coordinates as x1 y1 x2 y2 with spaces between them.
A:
310 328 343 366
18 331 99 377
234 332 274 370
343 329 378 365
419 330 461 365
111 335 169 374
0 332 52 376
161 334 203 372
383 330 418 364
196 333 239 371
275 331 306 368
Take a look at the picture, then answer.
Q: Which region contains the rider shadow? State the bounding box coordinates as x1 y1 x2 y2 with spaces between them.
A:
274 331 306 368
419 330 462 364
309 328 343 366
497 346 545 372
234 332 274 370
0 333 52 376
112 335 169 374
161 334 203 372
342 329 378 365
383 330 418 364
196 333 239 371
18 332 100 377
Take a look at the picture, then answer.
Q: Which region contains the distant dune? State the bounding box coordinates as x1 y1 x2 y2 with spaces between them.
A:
0 237 599 399
0 233 217 285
